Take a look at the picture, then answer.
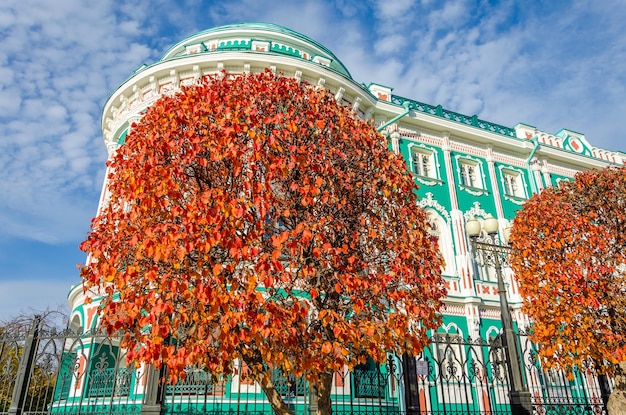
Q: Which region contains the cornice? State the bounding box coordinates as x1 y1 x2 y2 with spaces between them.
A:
101 24 625 168
101 52 378 153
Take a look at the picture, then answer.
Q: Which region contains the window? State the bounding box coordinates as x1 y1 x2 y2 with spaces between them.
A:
460 163 477 187
117 129 128 145
502 170 525 198
412 150 432 177
410 147 438 180
459 160 482 189
426 210 455 276
408 144 441 185
431 326 473 405
354 357 387 398
456 157 487 196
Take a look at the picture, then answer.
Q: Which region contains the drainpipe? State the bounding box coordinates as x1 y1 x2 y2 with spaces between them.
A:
376 101 411 132
525 136 540 195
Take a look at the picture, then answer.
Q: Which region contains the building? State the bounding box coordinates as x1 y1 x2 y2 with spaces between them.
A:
61 22 623 414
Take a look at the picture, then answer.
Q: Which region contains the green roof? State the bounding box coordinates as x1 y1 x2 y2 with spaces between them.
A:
160 22 352 79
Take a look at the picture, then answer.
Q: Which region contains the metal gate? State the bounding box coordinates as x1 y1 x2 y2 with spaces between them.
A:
401 333 612 415
0 316 614 415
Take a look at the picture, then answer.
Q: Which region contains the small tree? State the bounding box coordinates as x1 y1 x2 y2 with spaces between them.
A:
80 71 445 415
509 166 626 373
0 308 68 413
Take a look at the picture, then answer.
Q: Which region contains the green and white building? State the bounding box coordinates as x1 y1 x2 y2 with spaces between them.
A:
61 22 623 414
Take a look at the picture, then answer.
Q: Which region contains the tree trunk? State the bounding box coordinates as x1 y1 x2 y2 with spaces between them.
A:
257 370 296 415
312 371 334 415
608 362 626 415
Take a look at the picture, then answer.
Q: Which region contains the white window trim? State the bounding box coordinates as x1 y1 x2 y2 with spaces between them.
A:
408 143 442 186
425 209 456 276
555 177 572 187
498 166 527 204
467 216 500 282
455 155 487 196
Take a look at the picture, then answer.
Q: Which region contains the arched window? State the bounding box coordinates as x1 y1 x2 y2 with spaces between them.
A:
69 314 83 334
426 210 455 275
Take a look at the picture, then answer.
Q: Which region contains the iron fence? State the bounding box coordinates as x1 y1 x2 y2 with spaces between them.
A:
0 317 614 415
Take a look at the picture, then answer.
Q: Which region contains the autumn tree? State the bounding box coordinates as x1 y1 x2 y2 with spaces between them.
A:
509 166 626 374
80 71 445 415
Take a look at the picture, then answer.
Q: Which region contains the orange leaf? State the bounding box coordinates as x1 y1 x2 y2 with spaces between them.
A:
212 263 221 276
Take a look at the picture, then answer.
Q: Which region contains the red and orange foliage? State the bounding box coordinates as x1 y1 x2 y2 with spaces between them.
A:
80 71 445 413
510 166 626 374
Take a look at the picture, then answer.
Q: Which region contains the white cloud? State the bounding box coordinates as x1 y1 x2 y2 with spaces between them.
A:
374 0 415 20
0 0 160 244
0 0 625 319
374 34 407 55
1 0 625 245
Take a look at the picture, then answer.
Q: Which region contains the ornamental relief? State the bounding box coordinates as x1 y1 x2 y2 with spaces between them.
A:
463 201 489 222
418 193 450 222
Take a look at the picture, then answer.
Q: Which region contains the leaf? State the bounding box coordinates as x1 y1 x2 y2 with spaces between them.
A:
335 282 341 294
509 165 626 373
333 326 342 338
212 263 221 276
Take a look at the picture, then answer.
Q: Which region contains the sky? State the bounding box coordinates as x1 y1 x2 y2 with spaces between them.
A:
1 0 625 321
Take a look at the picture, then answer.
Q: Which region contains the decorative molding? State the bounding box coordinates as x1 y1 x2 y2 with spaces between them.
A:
102 57 379 153
334 86 344 102
414 176 444 187
439 322 465 337
442 304 465 316
449 141 528 168
463 201 490 221
390 131 400 155
397 128 443 147
491 152 527 168
543 163 578 178
478 307 501 320
418 193 451 222
449 142 487 159
459 185 489 197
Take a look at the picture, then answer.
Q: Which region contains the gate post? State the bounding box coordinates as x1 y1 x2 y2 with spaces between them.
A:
401 354 420 415
510 390 533 415
141 364 165 415
598 373 611 410
308 386 318 415
8 315 41 415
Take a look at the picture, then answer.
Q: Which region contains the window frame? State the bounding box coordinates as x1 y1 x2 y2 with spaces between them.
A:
411 149 434 178
498 166 527 203
408 143 442 186
455 155 487 195
425 209 455 276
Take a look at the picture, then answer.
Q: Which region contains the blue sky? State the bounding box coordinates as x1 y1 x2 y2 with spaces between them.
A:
1 0 625 321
